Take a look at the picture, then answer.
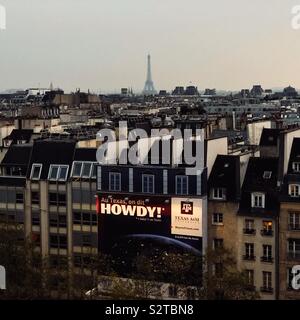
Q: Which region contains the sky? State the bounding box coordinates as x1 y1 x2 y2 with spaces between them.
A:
0 0 300 93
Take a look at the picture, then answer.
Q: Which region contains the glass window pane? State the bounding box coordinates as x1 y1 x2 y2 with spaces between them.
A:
49 166 59 180
59 166 68 181
73 162 82 177
82 163 92 177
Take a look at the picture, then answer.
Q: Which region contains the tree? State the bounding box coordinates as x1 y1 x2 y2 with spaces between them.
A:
200 247 260 300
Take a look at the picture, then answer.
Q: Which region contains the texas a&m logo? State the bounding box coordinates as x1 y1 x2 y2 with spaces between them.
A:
181 201 193 215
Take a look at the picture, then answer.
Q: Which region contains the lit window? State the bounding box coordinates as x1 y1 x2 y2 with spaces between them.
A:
289 184 300 197
251 193 265 208
30 164 42 180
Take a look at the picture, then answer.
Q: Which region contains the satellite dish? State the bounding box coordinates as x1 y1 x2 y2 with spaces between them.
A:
0 265 6 290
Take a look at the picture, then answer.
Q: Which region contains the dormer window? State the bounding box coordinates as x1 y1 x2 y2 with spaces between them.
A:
292 162 300 173
212 188 226 200
251 192 265 208
71 161 97 179
30 164 42 180
48 165 69 182
263 171 272 179
289 184 300 197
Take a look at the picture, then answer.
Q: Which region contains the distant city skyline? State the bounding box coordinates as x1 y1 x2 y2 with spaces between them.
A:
0 0 300 93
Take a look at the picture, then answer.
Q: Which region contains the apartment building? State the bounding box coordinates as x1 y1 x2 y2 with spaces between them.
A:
279 138 300 299
237 157 279 299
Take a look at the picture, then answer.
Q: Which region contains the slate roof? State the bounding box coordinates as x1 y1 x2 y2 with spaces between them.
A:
238 157 279 217
27 139 76 180
3 129 34 144
259 128 281 147
208 155 240 201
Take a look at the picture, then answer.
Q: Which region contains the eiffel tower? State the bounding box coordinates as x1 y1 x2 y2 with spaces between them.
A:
143 54 157 95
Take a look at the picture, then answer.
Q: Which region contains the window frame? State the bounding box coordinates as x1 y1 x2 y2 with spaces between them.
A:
251 192 265 208
109 172 121 192
48 164 69 182
175 175 188 195
142 174 155 194
30 163 43 180
289 184 300 198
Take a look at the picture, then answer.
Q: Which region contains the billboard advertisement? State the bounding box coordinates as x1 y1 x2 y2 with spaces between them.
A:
97 193 202 258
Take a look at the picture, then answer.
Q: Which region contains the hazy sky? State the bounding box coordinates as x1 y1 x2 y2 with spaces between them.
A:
0 0 300 93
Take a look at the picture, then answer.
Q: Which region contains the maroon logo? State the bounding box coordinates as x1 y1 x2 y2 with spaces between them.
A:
181 201 193 215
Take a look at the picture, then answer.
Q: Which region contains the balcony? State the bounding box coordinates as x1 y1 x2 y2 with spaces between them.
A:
260 287 274 294
243 228 256 235
287 251 300 261
243 255 256 261
261 229 273 237
260 256 274 263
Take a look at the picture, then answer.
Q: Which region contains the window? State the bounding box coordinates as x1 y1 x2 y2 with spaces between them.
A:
244 243 255 260
251 193 265 208
289 184 300 197
49 214 67 228
31 191 40 205
73 212 97 226
293 162 300 172
262 220 273 236
289 212 300 230
246 270 254 287
262 245 273 262
288 239 300 260
30 164 42 180
49 234 67 249
176 176 188 195
109 172 121 192
244 219 255 235
212 188 225 200
82 235 92 247
72 162 83 177
16 192 24 204
212 213 223 225
262 272 272 292
213 238 224 249
82 163 92 178
71 161 97 179
91 163 97 179
263 171 272 179
49 192 66 206
142 174 154 194
48 165 69 182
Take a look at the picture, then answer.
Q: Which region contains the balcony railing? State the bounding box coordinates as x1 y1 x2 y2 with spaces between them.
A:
243 255 256 261
288 224 300 231
287 251 300 261
243 228 256 235
260 287 274 294
261 229 273 237
260 256 274 263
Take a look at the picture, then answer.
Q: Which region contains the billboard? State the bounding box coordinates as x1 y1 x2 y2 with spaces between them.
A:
97 193 202 257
